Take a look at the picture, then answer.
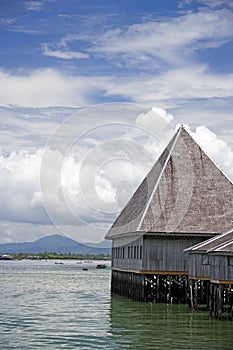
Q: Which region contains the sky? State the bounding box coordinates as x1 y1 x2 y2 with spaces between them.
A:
0 0 233 244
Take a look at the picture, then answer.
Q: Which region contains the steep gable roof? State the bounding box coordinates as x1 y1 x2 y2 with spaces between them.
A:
106 126 233 239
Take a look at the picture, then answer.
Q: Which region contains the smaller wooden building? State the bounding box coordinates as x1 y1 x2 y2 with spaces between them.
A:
185 228 233 318
185 229 233 281
208 238 233 319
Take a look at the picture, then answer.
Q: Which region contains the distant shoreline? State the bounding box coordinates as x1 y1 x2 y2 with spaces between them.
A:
1 252 111 261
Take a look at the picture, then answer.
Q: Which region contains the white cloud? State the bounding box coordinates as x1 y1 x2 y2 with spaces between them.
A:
44 7 233 71
0 104 232 243
0 64 233 121
42 44 89 59
103 65 233 104
88 9 233 66
0 140 149 236
24 1 44 11
0 106 172 232
187 0 233 10
155 65 233 99
0 18 17 25
191 126 233 180
0 68 110 107
136 107 175 148
0 149 46 224
0 105 84 154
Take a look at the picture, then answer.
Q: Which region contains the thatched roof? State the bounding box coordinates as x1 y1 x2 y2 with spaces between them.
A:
105 126 233 239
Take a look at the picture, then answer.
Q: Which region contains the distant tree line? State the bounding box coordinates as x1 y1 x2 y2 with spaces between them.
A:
11 252 111 260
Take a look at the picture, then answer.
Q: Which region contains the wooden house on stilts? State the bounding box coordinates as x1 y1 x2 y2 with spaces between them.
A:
105 126 233 303
185 228 233 318
208 238 233 318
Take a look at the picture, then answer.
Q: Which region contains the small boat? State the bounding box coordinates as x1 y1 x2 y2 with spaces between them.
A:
82 267 88 271
96 264 107 269
0 254 14 260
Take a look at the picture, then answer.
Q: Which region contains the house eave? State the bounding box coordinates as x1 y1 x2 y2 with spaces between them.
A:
105 230 145 240
106 230 216 241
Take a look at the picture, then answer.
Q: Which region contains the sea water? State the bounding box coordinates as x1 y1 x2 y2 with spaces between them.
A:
0 260 232 349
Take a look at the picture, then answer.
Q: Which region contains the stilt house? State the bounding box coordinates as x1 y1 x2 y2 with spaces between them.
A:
185 228 233 310
209 235 233 284
105 126 233 302
185 229 233 282
208 240 233 318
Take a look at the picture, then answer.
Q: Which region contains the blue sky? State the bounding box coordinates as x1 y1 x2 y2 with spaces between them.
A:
0 0 233 243
1 0 233 106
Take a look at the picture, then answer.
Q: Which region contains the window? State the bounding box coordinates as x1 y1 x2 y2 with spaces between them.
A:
202 254 209 265
228 256 233 266
140 246 142 260
134 246 136 259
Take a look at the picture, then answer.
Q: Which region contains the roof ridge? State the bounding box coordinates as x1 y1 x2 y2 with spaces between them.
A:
137 126 182 231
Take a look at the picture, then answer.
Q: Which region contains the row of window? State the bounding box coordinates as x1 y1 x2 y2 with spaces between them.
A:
112 245 142 260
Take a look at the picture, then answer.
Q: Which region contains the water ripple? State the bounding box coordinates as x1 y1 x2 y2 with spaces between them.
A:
1 260 233 349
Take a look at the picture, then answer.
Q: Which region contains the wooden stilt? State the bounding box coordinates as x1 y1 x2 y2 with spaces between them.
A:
112 270 233 322
190 280 194 310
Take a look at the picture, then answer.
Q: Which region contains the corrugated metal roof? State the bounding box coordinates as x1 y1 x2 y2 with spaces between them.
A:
106 126 233 239
209 240 233 253
184 228 233 252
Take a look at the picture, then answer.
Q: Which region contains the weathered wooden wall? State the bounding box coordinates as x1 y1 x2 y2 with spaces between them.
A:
187 252 210 280
142 236 203 273
209 254 233 283
112 237 143 271
111 234 207 273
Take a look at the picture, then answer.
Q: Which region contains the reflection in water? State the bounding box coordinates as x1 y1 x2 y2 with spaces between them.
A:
109 294 233 350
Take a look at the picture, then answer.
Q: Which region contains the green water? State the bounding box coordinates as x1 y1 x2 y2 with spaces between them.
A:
0 260 232 349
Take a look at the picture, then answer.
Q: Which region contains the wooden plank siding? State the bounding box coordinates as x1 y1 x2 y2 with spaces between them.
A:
209 254 233 283
187 252 210 280
112 234 205 274
185 229 233 282
142 236 202 273
112 237 143 271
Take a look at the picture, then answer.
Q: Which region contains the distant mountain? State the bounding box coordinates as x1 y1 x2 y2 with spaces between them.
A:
85 240 112 248
0 234 111 255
